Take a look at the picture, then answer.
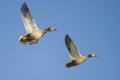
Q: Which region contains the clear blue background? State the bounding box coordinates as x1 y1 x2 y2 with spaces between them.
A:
0 0 120 80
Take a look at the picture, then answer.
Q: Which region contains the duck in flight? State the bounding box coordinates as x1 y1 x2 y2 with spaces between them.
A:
19 2 57 45
65 35 97 68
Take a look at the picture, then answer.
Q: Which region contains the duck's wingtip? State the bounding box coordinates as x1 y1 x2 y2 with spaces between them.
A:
65 34 69 37
20 2 29 16
22 2 27 6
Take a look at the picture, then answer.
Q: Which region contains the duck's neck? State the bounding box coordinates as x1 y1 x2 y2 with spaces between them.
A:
88 55 92 58
44 28 51 33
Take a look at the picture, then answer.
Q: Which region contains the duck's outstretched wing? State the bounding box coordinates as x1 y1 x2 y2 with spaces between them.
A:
20 2 39 33
65 35 81 60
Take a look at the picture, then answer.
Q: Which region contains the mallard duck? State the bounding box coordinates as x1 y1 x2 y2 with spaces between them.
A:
19 2 57 45
65 35 96 68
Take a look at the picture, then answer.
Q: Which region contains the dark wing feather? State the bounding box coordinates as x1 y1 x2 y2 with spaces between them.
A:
20 2 38 33
65 35 81 60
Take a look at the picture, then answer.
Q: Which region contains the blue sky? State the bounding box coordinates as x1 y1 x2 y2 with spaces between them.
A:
0 0 120 80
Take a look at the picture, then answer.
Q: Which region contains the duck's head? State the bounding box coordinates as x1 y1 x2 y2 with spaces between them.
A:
45 27 57 32
88 54 97 58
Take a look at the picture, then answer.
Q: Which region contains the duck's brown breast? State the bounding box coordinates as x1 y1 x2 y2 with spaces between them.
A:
30 30 45 39
71 56 88 66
